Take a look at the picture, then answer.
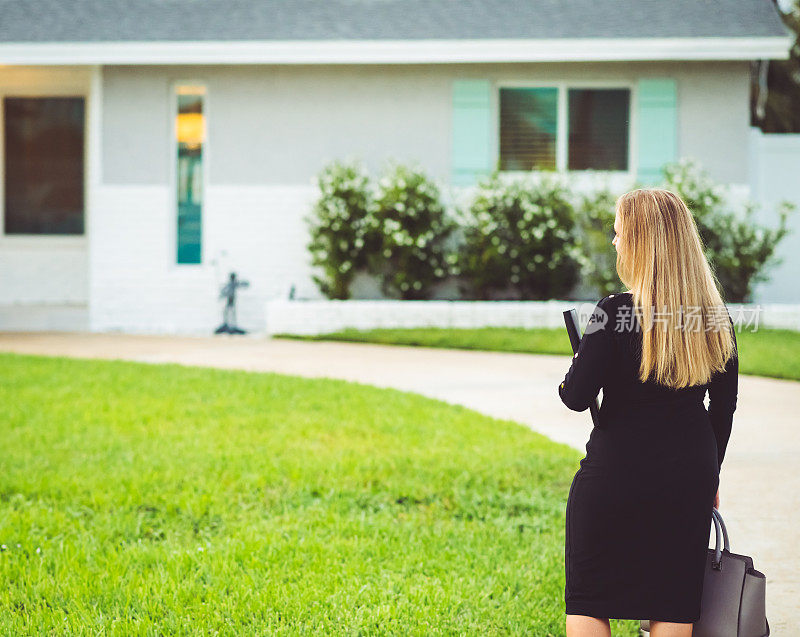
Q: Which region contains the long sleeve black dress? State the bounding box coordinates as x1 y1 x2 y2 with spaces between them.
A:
558 292 738 623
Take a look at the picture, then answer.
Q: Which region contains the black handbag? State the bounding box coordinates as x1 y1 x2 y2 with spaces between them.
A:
640 508 769 636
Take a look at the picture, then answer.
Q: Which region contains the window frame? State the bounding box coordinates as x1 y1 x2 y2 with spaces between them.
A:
0 92 88 242
169 78 209 268
496 79 637 180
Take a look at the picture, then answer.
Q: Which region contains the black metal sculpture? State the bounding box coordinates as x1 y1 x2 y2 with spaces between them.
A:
215 271 249 335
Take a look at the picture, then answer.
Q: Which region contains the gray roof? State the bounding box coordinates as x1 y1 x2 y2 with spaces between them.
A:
0 0 792 42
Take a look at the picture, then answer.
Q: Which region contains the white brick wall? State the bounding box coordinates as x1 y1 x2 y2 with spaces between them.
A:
0 237 88 303
86 156 800 340
13 174 800 336
89 183 321 335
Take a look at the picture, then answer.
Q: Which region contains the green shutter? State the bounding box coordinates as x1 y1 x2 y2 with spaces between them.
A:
451 79 493 186
636 78 677 185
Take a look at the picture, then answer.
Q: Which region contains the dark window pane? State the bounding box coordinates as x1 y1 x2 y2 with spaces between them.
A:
4 97 85 234
568 88 630 171
176 89 204 264
500 87 557 171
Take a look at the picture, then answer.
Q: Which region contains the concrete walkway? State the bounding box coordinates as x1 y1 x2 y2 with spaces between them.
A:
1 331 798 631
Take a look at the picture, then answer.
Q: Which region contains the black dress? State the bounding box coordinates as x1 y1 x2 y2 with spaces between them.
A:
558 292 739 623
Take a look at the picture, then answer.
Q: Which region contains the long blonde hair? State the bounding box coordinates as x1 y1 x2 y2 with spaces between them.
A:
615 188 736 388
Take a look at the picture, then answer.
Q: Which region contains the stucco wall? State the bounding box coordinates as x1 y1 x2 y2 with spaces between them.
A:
90 60 757 334
749 129 800 305
101 60 753 187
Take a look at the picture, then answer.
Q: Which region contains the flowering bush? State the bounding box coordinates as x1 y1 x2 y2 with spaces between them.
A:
304 159 375 299
364 162 457 299
453 171 582 300
574 188 621 298
660 158 794 302
305 156 791 304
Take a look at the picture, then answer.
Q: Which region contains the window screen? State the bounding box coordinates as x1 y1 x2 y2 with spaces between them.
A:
568 88 630 171
3 97 85 234
499 87 558 171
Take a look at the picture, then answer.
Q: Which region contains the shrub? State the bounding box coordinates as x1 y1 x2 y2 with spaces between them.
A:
304 159 374 299
453 171 582 300
364 162 457 300
574 187 621 298
660 158 794 302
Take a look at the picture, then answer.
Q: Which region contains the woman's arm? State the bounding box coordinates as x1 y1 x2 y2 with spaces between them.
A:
708 320 739 471
558 297 615 412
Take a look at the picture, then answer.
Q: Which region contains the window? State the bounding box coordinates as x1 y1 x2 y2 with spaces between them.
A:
499 87 557 170
499 85 631 173
175 84 206 264
3 96 85 234
568 89 629 171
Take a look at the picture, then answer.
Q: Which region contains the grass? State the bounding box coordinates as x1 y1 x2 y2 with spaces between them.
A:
0 352 641 635
278 326 800 381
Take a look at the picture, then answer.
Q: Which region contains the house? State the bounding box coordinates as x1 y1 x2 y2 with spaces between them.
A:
0 0 794 334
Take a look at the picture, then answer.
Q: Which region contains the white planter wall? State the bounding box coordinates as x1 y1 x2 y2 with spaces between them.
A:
265 299 800 337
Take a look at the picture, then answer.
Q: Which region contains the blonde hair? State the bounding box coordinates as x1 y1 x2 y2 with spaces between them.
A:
615 188 737 388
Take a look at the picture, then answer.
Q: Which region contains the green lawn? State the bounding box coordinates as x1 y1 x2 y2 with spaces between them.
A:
278 326 800 382
0 353 640 635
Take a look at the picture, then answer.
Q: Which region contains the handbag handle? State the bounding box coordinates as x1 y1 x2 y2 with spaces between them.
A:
712 507 731 551
711 507 731 570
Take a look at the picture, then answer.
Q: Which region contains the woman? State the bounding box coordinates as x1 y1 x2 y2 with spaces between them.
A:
558 188 739 637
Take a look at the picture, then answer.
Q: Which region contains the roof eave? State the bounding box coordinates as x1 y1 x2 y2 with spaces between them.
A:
0 37 793 65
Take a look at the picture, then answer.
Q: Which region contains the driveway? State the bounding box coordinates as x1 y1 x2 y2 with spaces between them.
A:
1 331 797 631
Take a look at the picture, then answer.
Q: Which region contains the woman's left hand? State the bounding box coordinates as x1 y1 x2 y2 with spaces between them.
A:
714 488 720 509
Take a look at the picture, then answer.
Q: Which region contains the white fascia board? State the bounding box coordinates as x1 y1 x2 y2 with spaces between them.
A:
0 37 793 65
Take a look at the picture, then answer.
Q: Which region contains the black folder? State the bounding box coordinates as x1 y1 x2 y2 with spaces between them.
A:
563 308 601 428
